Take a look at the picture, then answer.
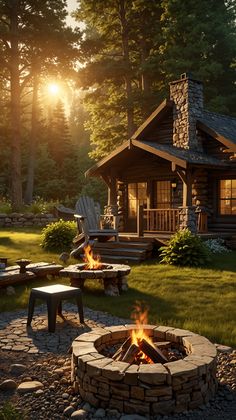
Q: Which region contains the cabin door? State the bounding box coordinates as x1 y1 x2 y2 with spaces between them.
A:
154 180 172 209
127 182 147 231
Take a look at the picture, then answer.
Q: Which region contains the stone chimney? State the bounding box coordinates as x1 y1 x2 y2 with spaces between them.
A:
169 72 203 150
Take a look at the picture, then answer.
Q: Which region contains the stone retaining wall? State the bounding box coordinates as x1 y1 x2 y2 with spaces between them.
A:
71 325 217 416
0 213 58 227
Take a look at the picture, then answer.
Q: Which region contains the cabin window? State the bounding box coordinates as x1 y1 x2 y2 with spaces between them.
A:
220 179 236 215
156 181 171 208
128 182 147 217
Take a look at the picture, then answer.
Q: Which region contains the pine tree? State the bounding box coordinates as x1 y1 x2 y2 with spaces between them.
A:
0 0 81 208
75 0 165 159
161 0 236 114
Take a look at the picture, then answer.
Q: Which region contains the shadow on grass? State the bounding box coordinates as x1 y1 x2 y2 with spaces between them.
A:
0 236 14 246
82 283 177 324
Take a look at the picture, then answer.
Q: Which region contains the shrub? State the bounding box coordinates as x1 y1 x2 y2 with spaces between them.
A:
0 197 12 214
205 238 231 254
159 229 211 267
26 197 59 214
41 219 77 252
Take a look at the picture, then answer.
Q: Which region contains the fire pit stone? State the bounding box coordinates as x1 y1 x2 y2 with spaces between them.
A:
60 263 130 296
71 325 217 416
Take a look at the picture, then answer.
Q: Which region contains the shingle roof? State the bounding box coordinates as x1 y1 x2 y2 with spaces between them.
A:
139 141 229 167
199 110 236 146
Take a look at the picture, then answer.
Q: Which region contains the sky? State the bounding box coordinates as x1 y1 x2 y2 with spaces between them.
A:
66 0 78 28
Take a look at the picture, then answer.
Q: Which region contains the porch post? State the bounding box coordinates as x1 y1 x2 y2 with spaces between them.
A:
178 169 197 233
182 171 192 207
108 178 117 206
137 205 144 237
104 177 119 218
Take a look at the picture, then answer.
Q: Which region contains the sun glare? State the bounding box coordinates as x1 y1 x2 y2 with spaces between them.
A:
48 83 60 95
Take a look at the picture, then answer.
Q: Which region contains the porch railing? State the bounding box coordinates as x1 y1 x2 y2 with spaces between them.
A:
138 206 181 235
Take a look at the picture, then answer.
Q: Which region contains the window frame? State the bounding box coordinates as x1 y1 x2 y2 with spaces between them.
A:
219 179 236 216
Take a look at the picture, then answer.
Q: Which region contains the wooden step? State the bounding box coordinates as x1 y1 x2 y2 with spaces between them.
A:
93 247 147 258
95 255 143 264
94 241 153 251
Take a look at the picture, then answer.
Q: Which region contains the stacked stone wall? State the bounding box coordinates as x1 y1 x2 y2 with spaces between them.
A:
169 75 203 151
179 207 197 233
0 213 58 227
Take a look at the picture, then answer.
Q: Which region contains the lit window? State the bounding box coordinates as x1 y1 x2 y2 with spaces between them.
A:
220 180 236 215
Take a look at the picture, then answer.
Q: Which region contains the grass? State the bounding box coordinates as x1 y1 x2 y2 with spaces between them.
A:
0 227 236 347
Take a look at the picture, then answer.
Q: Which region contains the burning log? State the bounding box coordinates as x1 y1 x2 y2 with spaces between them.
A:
153 341 171 350
139 338 168 364
113 336 131 361
120 343 140 364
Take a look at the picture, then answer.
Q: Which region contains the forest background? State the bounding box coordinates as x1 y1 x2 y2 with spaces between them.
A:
0 0 235 211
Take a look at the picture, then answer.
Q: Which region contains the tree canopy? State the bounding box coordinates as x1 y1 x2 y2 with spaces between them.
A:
75 0 236 160
0 0 235 209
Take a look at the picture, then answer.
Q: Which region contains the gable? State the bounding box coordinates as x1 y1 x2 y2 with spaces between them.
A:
198 110 236 151
131 99 173 142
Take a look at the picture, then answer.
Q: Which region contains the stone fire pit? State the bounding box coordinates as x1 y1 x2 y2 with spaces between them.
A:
71 325 217 416
60 263 130 296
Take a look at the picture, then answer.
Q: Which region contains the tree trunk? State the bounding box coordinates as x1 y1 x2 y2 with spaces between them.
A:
140 37 150 95
118 0 135 138
24 71 39 204
9 0 22 210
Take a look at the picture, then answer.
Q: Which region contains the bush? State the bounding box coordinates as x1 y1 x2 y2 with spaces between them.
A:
26 197 59 214
0 197 12 214
41 219 77 252
159 229 211 267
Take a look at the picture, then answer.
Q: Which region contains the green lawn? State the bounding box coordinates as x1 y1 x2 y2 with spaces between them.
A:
0 228 235 347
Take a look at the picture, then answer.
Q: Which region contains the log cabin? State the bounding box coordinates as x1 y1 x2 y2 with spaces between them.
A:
86 73 236 238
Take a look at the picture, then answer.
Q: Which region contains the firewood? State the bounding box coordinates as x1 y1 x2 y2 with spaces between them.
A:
139 338 168 364
112 336 131 361
153 341 171 349
120 343 140 363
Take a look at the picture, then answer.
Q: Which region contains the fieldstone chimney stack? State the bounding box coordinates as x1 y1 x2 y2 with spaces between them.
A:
169 72 203 150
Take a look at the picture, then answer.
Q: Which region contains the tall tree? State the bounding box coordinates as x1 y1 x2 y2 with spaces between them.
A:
75 0 164 160
161 0 236 114
75 0 236 161
0 0 81 208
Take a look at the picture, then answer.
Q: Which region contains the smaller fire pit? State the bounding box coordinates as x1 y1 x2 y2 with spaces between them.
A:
60 264 130 296
60 245 130 296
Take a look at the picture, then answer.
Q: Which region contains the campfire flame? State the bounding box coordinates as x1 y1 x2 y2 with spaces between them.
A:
131 302 155 363
83 245 103 270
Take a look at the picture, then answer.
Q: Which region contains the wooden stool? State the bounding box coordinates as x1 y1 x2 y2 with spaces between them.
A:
27 284 84 332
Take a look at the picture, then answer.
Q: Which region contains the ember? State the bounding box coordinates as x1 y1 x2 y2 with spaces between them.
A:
83 245 103 270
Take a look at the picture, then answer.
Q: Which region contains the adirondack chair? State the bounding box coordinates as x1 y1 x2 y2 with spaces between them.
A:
71 196 119 258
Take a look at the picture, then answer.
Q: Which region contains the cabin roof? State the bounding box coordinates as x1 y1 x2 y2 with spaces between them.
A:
86 139 228 177
198 110 236 150
139 141 229 167
86 85 236 178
